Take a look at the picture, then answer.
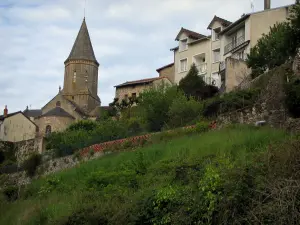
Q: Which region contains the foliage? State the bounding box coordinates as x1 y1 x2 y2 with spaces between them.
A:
179 63 218 100
0 126 293 225
166 95 203 128
285 78 300 117
138 85 182 131
22 153 42 177
202 88 260 117
2 186 18 202
195 121 210 132
246 2 300 78
66 120 98 132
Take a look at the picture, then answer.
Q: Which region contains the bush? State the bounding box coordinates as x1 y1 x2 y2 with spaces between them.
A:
67 120 98 132
22 153 42 177
203 88 260 117
167 95 203 128
195 121 210 133
138 85 182 131
2 185 18 202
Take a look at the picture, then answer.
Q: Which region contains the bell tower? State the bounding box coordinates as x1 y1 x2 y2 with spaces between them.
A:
63 18 101 112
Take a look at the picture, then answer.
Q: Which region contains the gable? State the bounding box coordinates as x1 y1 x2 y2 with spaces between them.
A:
41 94 82 120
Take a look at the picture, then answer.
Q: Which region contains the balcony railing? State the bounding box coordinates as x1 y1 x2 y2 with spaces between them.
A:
224 34 245 55
196 63 207 75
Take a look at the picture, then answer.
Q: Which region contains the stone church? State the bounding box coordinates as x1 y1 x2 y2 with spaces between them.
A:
24 18 101 137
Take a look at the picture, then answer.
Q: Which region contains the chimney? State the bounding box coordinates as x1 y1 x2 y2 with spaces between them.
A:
264 0 270 10
3 105 8 117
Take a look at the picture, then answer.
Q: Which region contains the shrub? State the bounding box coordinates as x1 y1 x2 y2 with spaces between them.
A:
167 95 203 128
195 121 210 133
67 120 98 132
22 153 42 177
138 85 182 132
202 88 260 117
2 185 18 202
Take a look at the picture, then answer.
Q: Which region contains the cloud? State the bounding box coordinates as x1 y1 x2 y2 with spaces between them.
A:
0 0 295 112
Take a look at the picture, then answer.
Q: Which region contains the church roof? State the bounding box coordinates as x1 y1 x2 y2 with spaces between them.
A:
64 18 99 65
23 109 42 118
39 107 75 119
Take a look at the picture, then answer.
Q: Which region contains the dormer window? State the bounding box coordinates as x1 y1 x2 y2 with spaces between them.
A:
213 27 221 41
179 39 188 51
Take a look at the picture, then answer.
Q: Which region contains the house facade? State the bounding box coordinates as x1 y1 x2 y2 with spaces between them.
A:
219 2 292 92
0 107 37 142
171 19 231 88
114 77 172 103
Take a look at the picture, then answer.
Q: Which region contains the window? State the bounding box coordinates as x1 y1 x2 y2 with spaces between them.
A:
45 125 51 136
179 39 188 51
213 49 220 63
56 101 61 107
73 70 77 83
124 94 128 100
179 58 188 72
213 27 221 41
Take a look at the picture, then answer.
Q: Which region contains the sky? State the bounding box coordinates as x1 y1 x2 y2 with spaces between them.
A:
0 0 295 112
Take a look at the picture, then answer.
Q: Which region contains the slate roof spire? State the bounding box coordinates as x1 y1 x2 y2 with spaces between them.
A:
65 18 99 65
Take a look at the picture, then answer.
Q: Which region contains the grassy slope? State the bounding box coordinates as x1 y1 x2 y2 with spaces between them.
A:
0 125 292 225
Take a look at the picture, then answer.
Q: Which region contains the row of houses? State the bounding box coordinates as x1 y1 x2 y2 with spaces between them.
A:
114 0 292 102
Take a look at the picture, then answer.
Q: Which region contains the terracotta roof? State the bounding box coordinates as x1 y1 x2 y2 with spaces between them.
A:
175 27 206 41
38 107 75 119
115 77 170 88
23 109 42 118
207 16 232 30
64 18 99 65
156 63 174 72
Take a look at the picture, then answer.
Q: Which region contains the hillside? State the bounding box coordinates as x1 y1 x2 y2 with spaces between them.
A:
1 125 299 225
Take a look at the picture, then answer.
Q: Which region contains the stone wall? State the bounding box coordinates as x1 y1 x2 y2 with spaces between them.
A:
158 65 175 83
218 103 287 128
35 116 74 137
14 137 45 163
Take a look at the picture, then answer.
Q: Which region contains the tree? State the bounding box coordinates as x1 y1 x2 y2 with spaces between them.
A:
246 22 294 78
179 63 218 100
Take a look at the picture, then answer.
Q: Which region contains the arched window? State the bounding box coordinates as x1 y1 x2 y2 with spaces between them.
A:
56 101 61 107
45 125 52 136
73 70 77 83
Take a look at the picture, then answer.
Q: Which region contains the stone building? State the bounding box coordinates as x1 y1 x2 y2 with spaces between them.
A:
156 63 175 83
114 77 172 103
25 17 102 137
0 106 38 142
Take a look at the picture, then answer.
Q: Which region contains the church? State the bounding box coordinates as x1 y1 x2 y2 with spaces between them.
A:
23 18 102 137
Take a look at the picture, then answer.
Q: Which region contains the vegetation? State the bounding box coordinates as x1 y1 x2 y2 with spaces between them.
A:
1 125 297 225
22 153 42 177
178 63 218 100
246 1 300 78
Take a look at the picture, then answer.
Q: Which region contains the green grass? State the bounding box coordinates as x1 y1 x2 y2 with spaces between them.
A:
0 125 294 225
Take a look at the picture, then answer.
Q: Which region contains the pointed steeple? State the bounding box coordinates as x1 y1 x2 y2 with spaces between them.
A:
65 18 98 65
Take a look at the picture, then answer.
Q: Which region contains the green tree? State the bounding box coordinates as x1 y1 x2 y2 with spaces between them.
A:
179 63 218 100
138 85 181 131
246 22 294 78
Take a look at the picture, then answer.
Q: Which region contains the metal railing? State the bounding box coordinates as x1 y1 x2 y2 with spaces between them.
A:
224 34 245 55
196 63 207 75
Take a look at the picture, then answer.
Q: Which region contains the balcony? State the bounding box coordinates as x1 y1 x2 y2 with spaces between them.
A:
196 63 207 75
224 34 245 55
